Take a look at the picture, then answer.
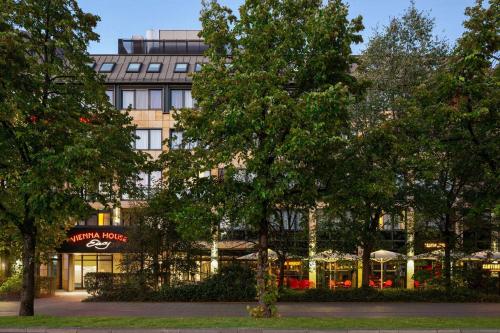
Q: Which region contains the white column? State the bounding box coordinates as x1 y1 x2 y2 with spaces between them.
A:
308 208 317 288
406 208 415 289
210 225 219 274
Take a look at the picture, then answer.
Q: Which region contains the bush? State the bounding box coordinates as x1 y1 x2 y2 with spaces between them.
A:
86 263 256 302
0 272 22 299
278 287 500 302
158 263 256 302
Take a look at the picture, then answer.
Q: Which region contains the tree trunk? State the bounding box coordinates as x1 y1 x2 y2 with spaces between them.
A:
443 213 452 291
361 242 373 288
257 216 271 317
19 224 36 316
277 255 286 291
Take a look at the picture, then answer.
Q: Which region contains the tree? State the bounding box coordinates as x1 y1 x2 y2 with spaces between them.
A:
320 2 449 288
164 0 362 316
0 0 143 315
401 0 499 289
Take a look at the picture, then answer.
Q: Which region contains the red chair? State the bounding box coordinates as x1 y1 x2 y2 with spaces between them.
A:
383 279 393 288
414 280 420 288
369 280 376 288
288 278 299 289
343 280 352 288
299 279 310 289
329 280 337 289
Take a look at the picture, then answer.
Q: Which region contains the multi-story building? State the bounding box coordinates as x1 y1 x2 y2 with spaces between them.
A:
45 30 499 292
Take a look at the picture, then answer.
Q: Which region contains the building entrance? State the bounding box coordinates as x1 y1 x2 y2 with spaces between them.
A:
74 254 113 289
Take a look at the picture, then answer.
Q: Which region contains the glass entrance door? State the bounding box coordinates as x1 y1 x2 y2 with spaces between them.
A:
74 254 113 289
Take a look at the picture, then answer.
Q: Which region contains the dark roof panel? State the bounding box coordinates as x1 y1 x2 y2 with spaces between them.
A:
92 54 208 83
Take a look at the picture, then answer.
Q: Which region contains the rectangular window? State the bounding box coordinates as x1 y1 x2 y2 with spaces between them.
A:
126 63 142 73
122 89 163 110
147 63 162 73
99 63 115 73
133 129 162 150
135 90 148 109
170 130 183 150
170 130 198 150
122 90 135 109
124 171 162 200
105 90 114 106
170 90 194 109
149 90 162 109
194 63 203 72
174 63 188 73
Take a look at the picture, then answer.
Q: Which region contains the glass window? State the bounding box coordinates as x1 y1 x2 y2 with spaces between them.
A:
135 90 148 109
122 90 134 109
134 129 149 150
170 90 184 109
127 63 141 73
174 63 188 73
99 63 115 73
170 130 183 150
184 90 194 109
150 129 162 149
149 90 162 109
105 90 114 106
147 63 162 72
194 63 203 72
150 171 162 187
86 62 95 69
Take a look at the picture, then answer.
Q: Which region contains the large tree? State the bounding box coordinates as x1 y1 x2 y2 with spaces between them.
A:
320 2 449 288
164 0 362 316
0 0 143 315
401 0 499 289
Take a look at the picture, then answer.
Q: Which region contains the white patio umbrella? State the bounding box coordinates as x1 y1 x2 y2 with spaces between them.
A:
237 249 278 261
370 250 406 289
463 250 500 261
311 250 358 262
312 250 358 288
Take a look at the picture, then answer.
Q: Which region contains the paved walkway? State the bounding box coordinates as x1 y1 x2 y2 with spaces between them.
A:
0 292 499 318
0 329 500 333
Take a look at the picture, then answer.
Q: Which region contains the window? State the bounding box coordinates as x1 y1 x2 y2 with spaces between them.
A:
123 171 162 200
105 90 114 106
99 63 115 73
174 63 188 73
194 63 203 72
149 90 162 109
78 211 112 226
86 62 95 69
170 90 194 109
147 63 162 72
126 62 142 73
133 129 162 150
122 90 135 109
121 89 163 110
170 130 198 150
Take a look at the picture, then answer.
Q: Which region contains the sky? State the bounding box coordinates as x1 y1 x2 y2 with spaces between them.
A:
79 0 476 55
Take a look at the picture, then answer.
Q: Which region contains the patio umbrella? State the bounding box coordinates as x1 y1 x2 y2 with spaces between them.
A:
370 250 406 289
311 250 358 262
237 249 278 261
312 250 358 287
463 250 500 261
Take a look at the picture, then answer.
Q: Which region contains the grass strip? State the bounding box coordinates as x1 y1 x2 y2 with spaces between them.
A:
1 316 500 329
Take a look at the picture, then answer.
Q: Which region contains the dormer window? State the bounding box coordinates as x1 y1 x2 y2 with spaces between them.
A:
86 62 95 69
127 62 142 73
99 63 115 73
147 63 162 73
194 63 203 72
174 63 188 73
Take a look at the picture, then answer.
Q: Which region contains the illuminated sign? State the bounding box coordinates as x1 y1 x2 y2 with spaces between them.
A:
424 242 445 249
59 227 128 253
482 264 500 271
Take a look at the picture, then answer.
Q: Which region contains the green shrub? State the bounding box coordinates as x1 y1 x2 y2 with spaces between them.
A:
0 272 22 297
84 272 155 301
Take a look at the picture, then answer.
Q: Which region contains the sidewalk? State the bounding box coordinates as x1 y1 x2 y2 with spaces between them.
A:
0 328 499 333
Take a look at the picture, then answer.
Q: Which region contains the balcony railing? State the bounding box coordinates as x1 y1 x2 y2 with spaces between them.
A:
118 39 209 55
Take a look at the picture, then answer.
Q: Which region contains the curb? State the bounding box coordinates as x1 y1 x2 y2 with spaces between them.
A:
0 329 499 333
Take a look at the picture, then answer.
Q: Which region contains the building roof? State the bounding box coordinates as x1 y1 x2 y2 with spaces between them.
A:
92 54 208 84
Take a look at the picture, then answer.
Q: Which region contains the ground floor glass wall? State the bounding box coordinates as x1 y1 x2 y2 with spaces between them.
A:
74 254 119 289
